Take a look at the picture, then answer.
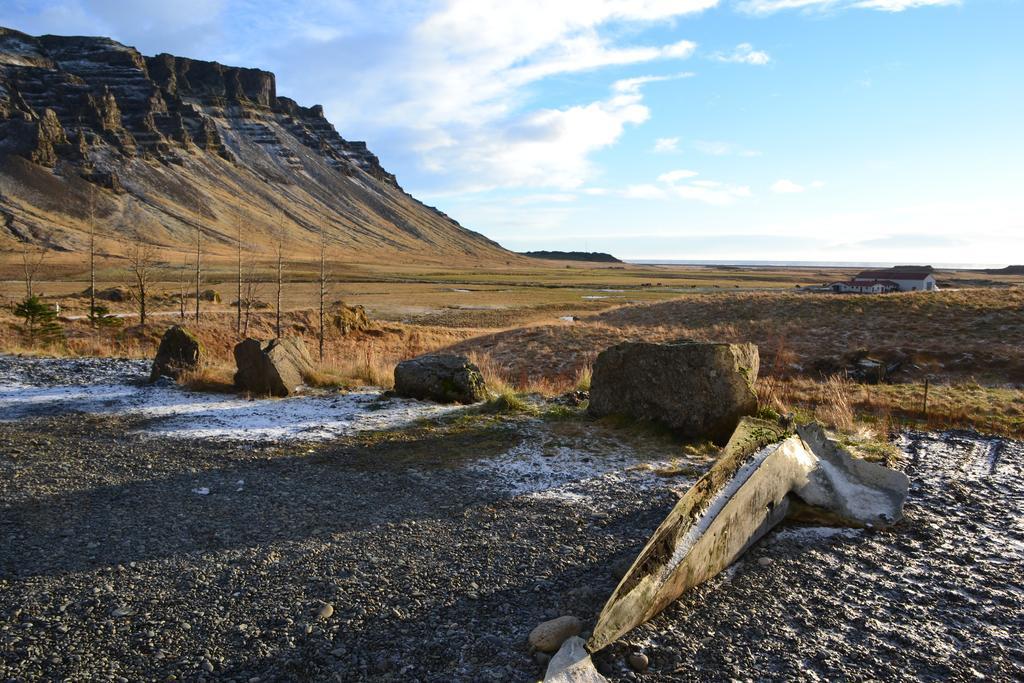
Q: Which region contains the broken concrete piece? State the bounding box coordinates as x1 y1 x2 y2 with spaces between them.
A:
529 615 583 653
544 637 608 683
587 418 909 652
587 340 759 444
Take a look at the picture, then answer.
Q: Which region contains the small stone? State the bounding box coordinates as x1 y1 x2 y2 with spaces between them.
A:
757 557 773 567
317 603 334 619
201 659 214 673
628 652 649 673
528 615 582 653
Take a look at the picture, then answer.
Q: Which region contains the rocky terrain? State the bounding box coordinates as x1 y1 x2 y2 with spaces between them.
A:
0 355 1021 681
0 27 508 262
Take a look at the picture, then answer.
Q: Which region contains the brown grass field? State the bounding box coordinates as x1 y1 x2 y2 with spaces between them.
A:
1 253 1022 437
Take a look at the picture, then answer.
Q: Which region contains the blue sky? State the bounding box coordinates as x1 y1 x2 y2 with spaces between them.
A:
2 0 1022 264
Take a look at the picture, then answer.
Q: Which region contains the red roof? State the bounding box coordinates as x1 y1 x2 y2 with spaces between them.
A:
857 270 933 281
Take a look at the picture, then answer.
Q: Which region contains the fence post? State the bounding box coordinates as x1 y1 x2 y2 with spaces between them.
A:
922 377 930 418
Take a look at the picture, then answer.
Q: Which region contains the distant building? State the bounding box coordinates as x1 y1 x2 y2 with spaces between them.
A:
855 267 937 292
830 279 900 294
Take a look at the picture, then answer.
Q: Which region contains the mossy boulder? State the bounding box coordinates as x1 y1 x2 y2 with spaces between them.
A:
393 354 487 404
332 302 371 335
150 325 201 381
588 340 759 444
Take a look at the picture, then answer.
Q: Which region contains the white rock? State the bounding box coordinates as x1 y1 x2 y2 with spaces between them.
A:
544 636 608 683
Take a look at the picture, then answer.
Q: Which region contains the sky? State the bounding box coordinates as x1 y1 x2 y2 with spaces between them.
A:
2 0 1022 265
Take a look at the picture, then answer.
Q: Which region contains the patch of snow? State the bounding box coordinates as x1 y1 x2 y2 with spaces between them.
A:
770 526 862 544
0 355 461 442
471 434 675 504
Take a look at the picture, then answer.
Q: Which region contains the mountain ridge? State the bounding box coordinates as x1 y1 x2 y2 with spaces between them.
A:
0 27 511 263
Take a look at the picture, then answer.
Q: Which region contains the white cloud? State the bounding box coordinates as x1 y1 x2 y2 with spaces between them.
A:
709 42 771 65
671 182 751 205
771 178 826 193
625 184 669 199
637 168 752 205
771 179 806 193
658 168 700 182
693 140 761 157
301 1 712 192
653 137 680 152
737 0 959 15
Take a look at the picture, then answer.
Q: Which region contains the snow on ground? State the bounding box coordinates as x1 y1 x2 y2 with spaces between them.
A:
0 355 461 441
470 430 679 506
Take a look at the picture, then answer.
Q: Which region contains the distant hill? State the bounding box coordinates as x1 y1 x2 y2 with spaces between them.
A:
0 27 511 263
984 266 1024 275
522 251 622 263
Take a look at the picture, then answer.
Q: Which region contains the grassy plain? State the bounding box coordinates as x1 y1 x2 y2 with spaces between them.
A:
1 254 1021 436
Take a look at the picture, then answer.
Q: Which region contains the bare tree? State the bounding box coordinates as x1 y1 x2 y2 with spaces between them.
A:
274 226 286 338
241 259 264 337
21 242 47 299
86 186 99 325
177 256 190 320
236 222 243 336
317 224 329 361
194 225 202 322
125 236 158 328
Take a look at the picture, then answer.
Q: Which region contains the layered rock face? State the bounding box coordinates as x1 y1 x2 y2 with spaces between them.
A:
0 27 507 261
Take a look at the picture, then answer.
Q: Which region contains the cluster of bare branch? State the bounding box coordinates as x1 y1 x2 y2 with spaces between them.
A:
11 191 338 351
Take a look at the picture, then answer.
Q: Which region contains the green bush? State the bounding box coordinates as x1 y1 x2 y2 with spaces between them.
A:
14 296 63 345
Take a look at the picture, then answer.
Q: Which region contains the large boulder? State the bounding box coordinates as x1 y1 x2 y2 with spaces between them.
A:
150 325 201 381
393 354 487 404
233 337 314 397
588 340 759 444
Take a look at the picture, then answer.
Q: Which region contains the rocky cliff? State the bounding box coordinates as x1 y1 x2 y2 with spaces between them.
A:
0 27 509 262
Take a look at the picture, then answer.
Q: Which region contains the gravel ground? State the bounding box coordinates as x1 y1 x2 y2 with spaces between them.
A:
1 356 1022 682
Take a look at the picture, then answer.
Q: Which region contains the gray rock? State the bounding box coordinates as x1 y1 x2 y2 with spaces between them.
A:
233 337 314 397
150 325 201 381
627 652 649 673
588 340 759 444
393 354 487 404
529 615 583 654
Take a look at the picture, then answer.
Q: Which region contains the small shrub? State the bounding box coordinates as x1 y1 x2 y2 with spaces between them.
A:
480 389 537 415
14 296 63 346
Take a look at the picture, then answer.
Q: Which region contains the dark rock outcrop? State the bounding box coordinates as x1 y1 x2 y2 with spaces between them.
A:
0 26 510 263
150 325 201 381
588 340 759 444
233 337 314 397
393 354 487 404
332 302 370 335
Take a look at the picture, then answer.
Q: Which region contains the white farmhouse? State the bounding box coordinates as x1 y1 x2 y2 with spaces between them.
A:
855 267 938 292
830 279 899 294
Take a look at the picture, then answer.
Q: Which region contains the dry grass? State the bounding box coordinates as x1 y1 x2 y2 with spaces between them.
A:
760 376 1023 438
448 288 1024 385
177 363 236 393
